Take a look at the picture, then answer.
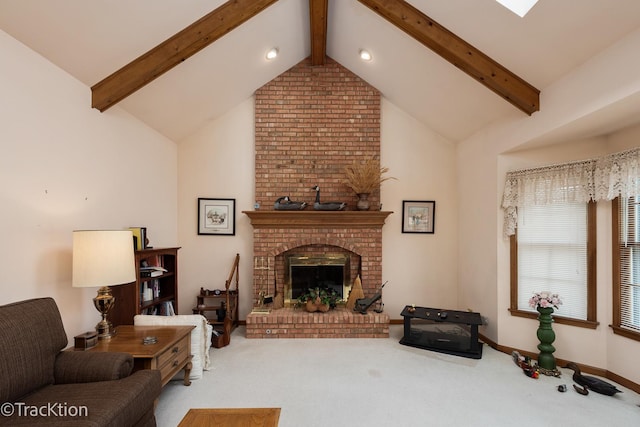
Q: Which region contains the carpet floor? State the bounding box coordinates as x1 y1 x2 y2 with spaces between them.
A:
156 325 639 427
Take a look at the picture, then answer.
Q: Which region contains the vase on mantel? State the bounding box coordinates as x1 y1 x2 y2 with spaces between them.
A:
536 307 556 370
356 193 370 211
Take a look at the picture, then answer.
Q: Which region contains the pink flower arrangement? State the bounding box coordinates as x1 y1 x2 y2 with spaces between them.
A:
529 292 562 310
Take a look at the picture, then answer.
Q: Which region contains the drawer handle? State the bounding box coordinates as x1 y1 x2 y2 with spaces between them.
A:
172 346 179 353
173 360 179 367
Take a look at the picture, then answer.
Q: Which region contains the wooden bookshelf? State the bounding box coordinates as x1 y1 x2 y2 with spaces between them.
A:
109 247 180 327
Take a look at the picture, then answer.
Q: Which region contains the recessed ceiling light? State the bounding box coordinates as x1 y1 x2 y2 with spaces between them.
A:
495 0 539 17
266 48 279 60
359 49 372 61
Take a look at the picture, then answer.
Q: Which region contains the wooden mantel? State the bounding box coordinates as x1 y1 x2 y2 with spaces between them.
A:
243 210 393 228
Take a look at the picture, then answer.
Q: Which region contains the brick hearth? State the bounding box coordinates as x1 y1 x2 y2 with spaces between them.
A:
246 308 389 339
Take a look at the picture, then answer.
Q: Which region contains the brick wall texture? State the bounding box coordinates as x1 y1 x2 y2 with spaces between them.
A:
248 57 388 338
255 57 381 208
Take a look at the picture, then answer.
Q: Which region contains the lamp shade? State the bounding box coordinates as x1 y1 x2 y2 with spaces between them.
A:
72 230 136 288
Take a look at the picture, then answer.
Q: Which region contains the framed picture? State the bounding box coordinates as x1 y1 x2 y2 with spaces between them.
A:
402 200 436 234
198 198 236 236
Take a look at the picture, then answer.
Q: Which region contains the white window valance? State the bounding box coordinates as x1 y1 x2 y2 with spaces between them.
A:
502 147 640 236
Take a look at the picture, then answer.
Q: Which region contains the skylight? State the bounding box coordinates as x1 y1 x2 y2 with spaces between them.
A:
495 0 539 17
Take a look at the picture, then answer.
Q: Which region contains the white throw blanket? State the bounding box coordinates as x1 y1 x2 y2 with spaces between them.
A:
134 314 212 379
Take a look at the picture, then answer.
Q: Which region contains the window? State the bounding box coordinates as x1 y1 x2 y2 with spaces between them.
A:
612 197 640 340
495 0 539 17
510 201 597 328
502 148 640 329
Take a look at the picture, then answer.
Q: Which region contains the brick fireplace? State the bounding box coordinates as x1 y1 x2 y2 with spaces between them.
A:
245 57 391 338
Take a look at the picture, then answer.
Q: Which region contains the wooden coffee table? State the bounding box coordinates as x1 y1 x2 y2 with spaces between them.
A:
178 408 281 427
83 325 194 387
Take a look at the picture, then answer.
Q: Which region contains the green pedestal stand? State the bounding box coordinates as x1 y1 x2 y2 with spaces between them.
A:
536 307 559 375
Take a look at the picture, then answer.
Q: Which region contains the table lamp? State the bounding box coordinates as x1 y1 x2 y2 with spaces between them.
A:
72 230 136 339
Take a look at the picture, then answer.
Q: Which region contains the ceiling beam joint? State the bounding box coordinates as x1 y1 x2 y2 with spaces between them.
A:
309 0 328 66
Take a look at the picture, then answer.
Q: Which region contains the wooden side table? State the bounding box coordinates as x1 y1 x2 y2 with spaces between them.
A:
82 325 194 386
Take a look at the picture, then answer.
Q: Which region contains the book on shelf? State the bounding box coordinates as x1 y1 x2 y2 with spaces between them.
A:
141 283 153 302
141 271 163 278
140 255 162 268
141 300 175 316
142 305 155 315
140 279 161 301
157 301 175 316
129 227 147 251
139 266 168 278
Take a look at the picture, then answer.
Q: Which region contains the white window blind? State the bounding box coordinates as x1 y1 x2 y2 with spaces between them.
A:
517 201 588 320
618 196 640 331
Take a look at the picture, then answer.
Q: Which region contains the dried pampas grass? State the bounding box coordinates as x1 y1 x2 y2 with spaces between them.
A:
343 157 396 194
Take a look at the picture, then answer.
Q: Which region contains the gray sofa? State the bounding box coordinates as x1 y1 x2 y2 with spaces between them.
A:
0 297 161 426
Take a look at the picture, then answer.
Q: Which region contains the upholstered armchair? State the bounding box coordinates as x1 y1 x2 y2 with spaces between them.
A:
0 298 161 427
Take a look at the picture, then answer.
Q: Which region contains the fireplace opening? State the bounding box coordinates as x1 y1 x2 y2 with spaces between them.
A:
286 254 351 305
291 265 343 299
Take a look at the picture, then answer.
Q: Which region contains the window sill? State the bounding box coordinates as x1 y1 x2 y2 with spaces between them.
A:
509 309 599 329
610 325 640 342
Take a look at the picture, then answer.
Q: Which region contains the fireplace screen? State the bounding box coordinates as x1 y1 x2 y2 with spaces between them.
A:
286 254 350 305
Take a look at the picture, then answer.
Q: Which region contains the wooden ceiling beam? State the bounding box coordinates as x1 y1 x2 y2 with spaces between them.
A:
91 0 279 112
309 0 328 65
357 0 540 115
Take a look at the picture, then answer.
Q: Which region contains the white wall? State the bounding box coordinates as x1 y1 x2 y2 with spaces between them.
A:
0 30 178 344
381 99 458 315
177 98 255 318
458 27 640 383
456 127 501 339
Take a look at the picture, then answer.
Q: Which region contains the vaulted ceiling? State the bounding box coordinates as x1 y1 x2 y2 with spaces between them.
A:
1 0 640 144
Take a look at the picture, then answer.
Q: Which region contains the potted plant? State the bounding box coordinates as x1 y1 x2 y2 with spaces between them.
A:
296 287 342 312
343 157 396 210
